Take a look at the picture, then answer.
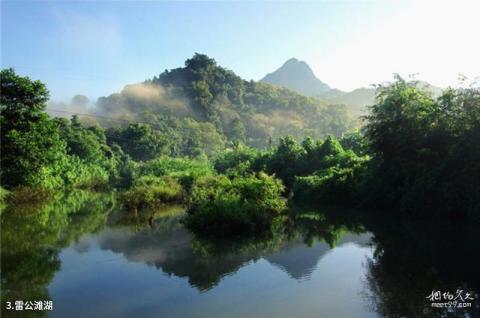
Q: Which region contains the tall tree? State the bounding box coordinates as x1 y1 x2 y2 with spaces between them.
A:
1 69 68 188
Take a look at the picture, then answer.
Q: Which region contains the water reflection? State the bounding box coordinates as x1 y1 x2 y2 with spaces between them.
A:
266 232 371 281
1 191 117 317
1 192 479 318
92 208 372 291
361 213 480 318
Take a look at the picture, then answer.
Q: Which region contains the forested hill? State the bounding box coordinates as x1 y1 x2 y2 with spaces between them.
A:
93 54 352 153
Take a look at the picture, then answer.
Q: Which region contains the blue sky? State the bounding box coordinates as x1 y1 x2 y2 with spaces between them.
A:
2 1 479 102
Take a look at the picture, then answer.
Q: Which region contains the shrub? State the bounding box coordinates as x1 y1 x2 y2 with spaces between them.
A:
213 144 258 175
122 175 183 210
293 161 367 205
293 167 356 204
136 157 213 189
62 157 110 189
5 186 53 204
184 172 286 235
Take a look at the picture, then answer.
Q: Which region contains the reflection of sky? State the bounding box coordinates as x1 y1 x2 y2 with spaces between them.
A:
48 226 377 318
266 233 372 280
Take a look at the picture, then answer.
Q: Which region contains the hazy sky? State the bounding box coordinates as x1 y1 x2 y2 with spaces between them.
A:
2 1 479 102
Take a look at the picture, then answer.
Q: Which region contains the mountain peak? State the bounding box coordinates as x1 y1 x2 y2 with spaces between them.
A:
261 58 330 96
284 57 300 64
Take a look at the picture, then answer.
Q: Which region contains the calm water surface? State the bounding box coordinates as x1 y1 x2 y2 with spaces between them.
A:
49 217 374 318
2 191 478 318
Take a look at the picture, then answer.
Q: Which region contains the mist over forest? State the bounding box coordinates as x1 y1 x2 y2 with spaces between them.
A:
46 54 357 156
46 53 449 157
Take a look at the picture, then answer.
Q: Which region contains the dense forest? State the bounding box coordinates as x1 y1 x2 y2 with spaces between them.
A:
1 59 479 236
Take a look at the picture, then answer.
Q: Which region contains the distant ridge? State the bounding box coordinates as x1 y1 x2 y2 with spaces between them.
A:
318 87 376 117
317 82 443 117
261 58 330 96
260 58 443 118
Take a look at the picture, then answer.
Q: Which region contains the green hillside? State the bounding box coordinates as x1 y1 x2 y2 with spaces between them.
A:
94 54 352 154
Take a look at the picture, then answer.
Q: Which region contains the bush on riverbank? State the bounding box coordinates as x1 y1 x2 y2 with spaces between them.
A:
294 167 361 204
4 186 53 205
122 175 183 210
137 157 213 190
292 150 369 205
184 173 286 235
120 157 213 210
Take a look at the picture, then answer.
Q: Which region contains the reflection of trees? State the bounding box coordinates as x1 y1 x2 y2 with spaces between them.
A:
1 248 60 318
266 207 370 280
1 191 116 317
362 215 480 318
98 211 291 291
282 206 368 247
98 206 370 291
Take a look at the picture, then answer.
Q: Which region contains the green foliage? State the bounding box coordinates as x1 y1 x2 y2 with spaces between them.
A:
0 187 9 202
0 187 9 214
365 76 437 162
176 118 226 157
5 187 52 205
58 116 117 171
106 123 170 161
213 143 258 176
96 54 352 150
136 157 213 189
363 76 480 215
275 134 370 204
1 69 69 189
317 135 344 158
211 134 370 207
340 130 369 156
122 175 183 210
293 165 365 204
56 116 117 187
62 157 110 188
1 69 118 190
262 136 306 188
229 118 246 142
0 68 49 131
4 68 479 230
2 116 69 189
1 190 115 305
120 157 213 210
184 173 286 235
115 154 138 188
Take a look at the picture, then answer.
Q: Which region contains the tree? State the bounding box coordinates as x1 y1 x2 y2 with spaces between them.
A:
1 69 69 189
230 118 246 143
71 95 89 106
264 136 306 188
363 76 480 215
1 68 49 132
106 124 170 161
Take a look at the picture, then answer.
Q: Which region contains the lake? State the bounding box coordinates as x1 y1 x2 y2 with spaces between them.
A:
1 191 478 317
